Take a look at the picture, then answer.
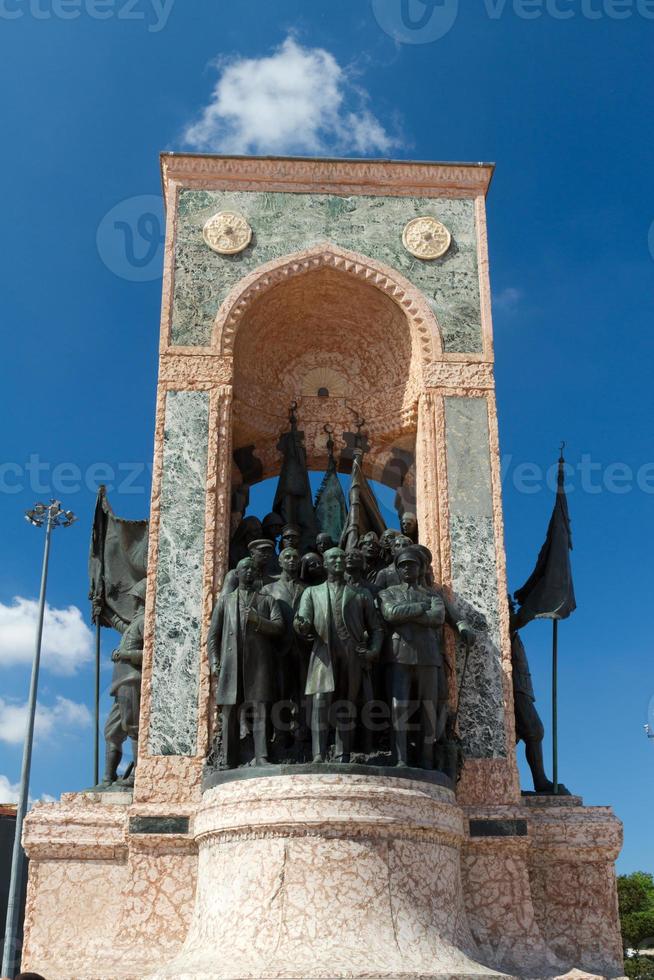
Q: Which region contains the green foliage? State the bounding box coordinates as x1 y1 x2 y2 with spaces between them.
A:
624 955 654 980
620 873 654 917
619 872 654 979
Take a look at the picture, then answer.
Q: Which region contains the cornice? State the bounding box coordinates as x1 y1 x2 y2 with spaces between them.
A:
160 153 495 202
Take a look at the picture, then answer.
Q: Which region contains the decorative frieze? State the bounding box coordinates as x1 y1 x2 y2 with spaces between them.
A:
425 361 494 390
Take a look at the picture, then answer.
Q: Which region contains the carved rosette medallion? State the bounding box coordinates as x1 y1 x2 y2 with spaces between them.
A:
202 211 252 255
402 216 451 260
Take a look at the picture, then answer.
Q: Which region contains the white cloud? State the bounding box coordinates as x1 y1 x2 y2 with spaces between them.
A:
184 35 398 156
493 286 523 312
0 696 91 746
0 773 58 806
0 773 20 804
0 597 93 676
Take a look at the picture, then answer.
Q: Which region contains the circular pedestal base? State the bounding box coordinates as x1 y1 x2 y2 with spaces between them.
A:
203 761 455 791
151 773 506 980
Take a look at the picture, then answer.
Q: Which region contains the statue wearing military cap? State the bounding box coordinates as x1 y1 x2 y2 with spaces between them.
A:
374 534 414 589
379 549 446 770
221 538 279 595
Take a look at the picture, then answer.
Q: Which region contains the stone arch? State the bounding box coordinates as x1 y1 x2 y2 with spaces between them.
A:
219 243 441 559
212 242 444 369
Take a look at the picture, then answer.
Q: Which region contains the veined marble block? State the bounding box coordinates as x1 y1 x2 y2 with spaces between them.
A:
149 389 210 756
445 396 506 759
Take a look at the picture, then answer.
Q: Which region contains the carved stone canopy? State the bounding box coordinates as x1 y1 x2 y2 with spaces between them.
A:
230 260 427 480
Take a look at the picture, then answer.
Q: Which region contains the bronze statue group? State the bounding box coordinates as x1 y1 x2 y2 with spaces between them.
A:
208 512 475 779
93 408 557 794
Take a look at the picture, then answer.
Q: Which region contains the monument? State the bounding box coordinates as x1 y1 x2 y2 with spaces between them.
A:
17 156 624 979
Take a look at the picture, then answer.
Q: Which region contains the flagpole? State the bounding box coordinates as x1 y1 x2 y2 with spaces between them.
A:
347 450 362 552
552 618 558 795
94 621 101 786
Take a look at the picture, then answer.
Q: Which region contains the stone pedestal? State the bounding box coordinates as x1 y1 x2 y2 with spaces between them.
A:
152 773 499 980
20 775 624 980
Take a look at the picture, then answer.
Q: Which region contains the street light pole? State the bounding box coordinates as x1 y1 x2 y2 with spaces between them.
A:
1 500 76 978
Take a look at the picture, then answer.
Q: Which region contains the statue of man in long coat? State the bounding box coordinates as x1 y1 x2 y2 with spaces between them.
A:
294 547 384 764
208 558 284 768
262 547 307 739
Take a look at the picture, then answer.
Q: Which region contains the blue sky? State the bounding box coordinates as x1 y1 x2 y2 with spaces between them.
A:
0 0 652 873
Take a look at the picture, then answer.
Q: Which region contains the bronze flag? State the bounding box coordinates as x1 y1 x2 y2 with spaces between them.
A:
514 452 576 629
339 449 387 552
88 486 149 632
272 405 318 552
314 429 347 544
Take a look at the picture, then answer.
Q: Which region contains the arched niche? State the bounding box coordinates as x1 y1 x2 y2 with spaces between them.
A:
219 245 443 486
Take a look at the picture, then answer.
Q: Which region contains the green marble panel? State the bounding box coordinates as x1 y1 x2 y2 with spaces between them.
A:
445 396 506 759
171 190 482 353
149 390 209 756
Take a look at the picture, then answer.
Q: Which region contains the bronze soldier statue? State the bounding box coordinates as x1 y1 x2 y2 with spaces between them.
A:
407 544 475 644
508 597 565 794
208 558 284 768
379 550 447 769
374 534 414 589
221 538 279 595
98 579 146 789
295 547 384 763
412 545 476 745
